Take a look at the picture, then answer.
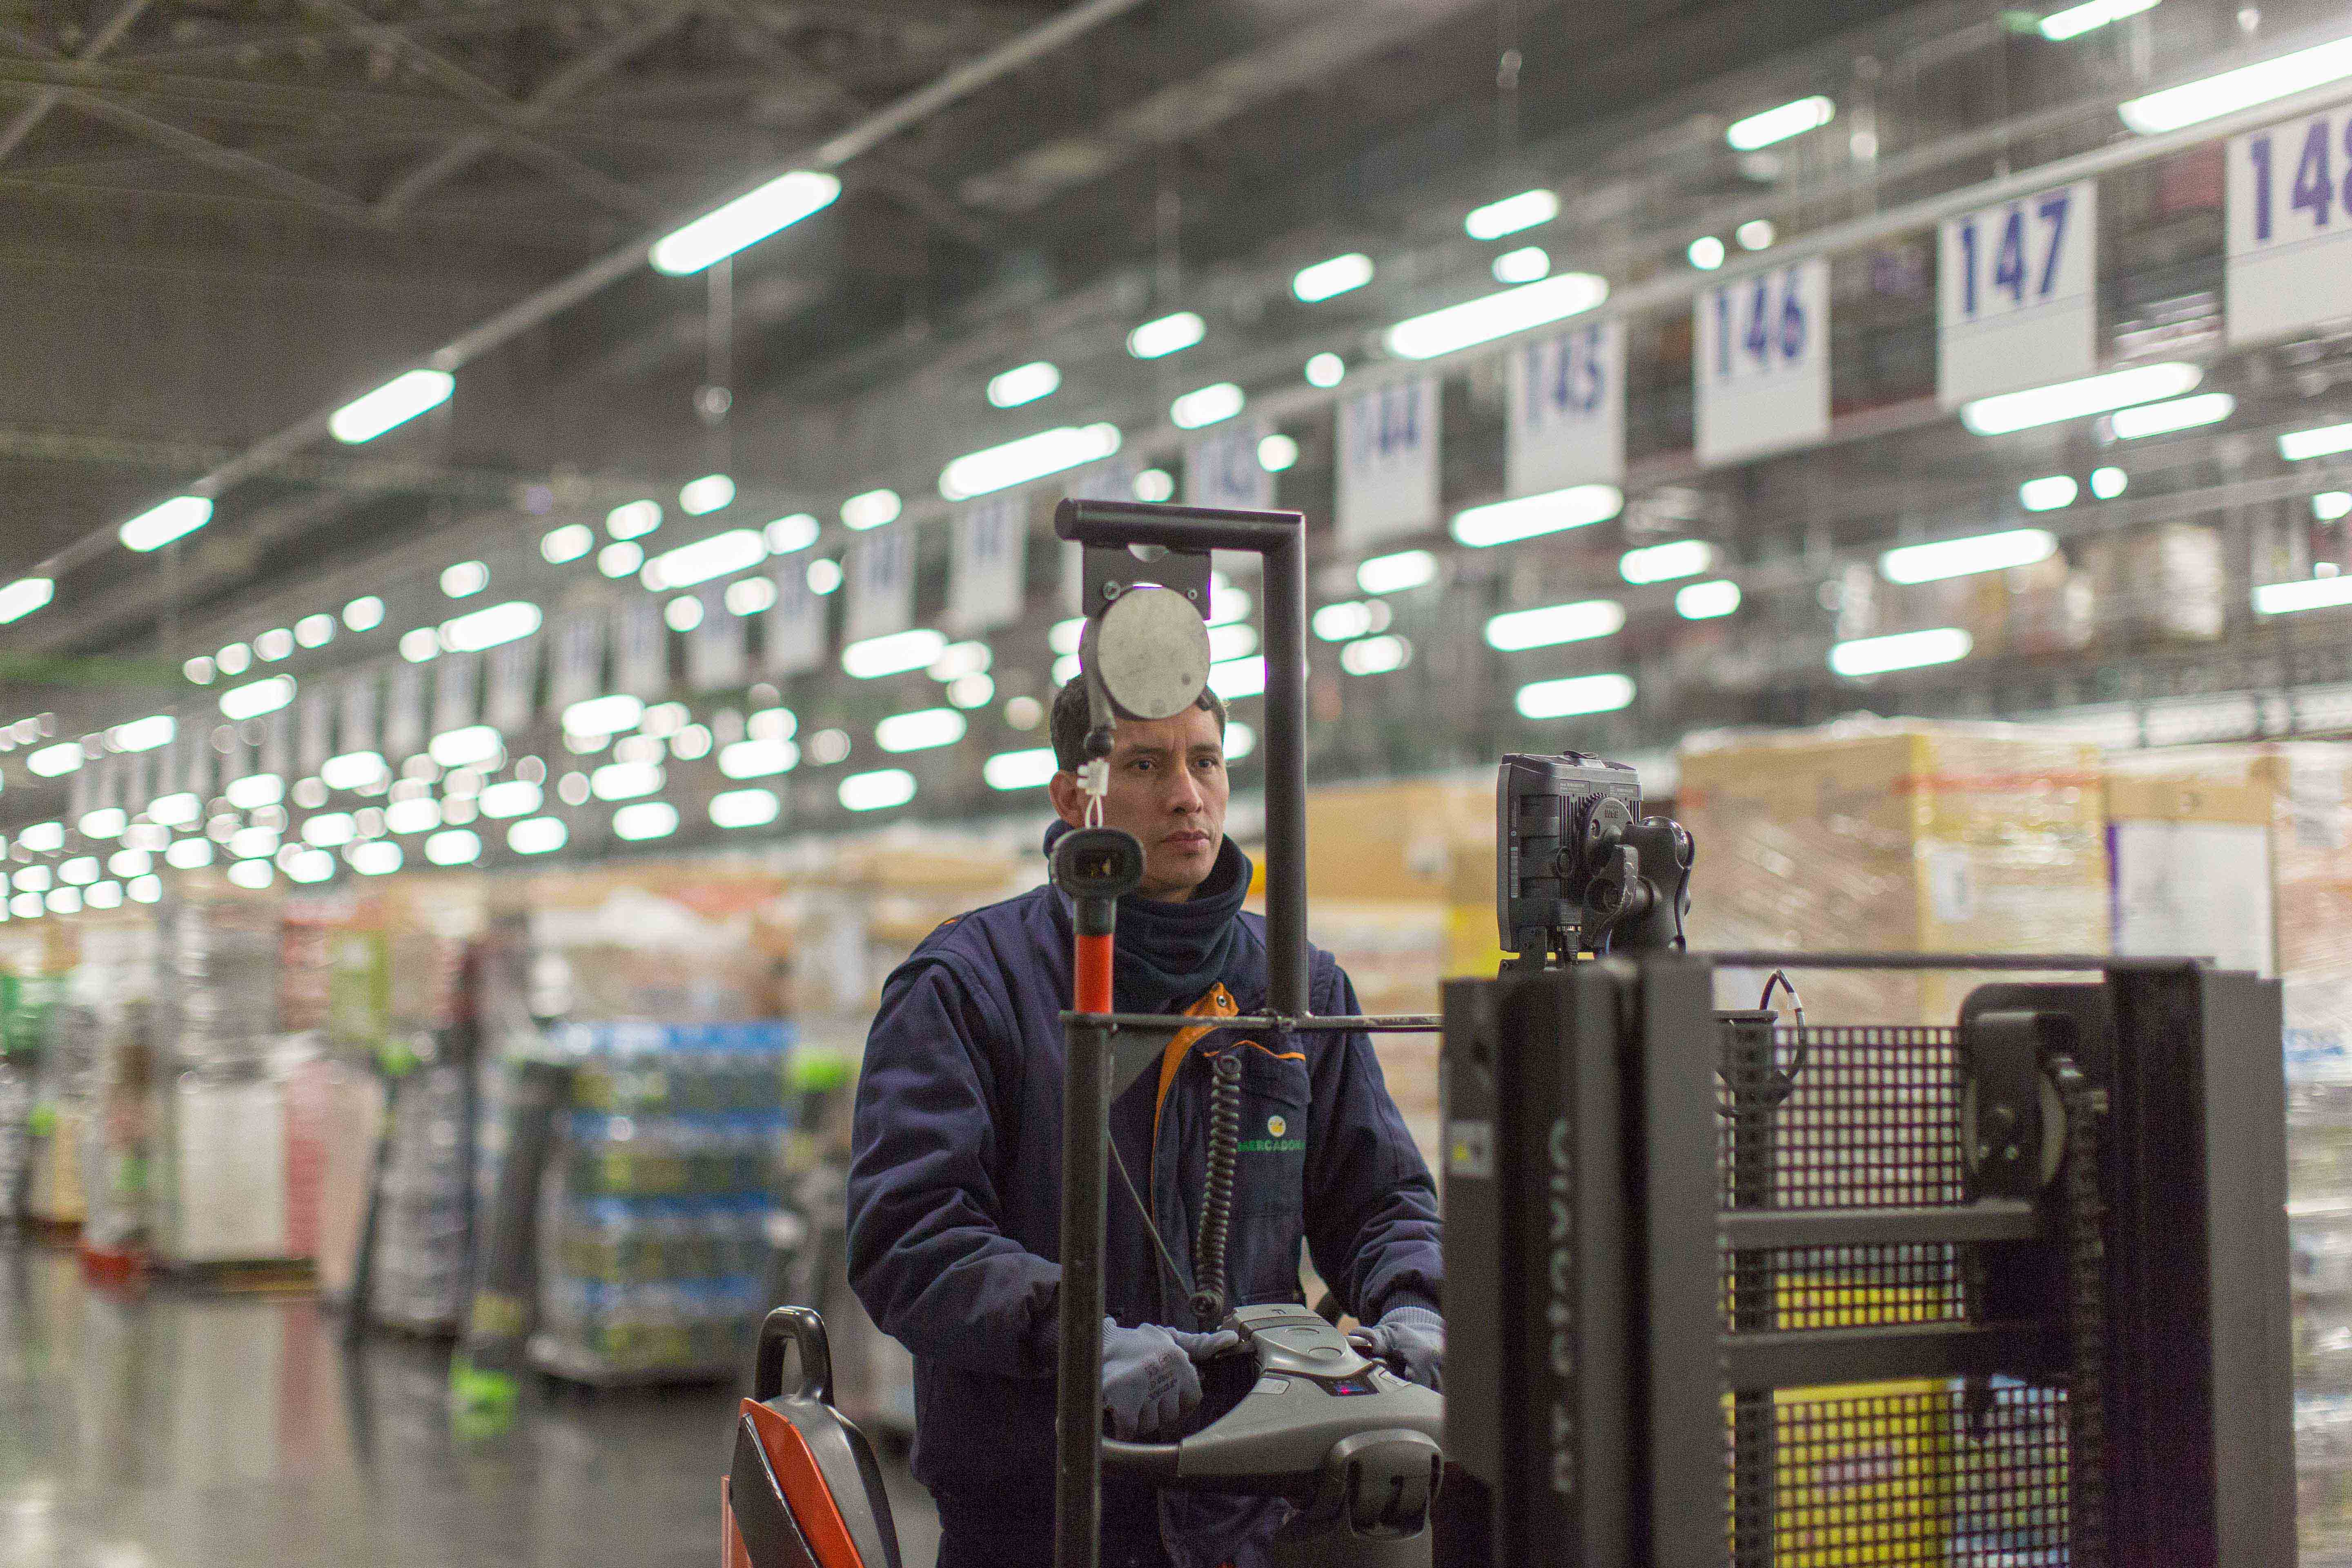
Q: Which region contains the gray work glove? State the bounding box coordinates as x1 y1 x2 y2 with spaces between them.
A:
1099 1318 1241 1440
1348 1305 1445 1391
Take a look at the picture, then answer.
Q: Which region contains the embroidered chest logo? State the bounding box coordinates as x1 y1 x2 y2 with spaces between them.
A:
1238 1111 1303 1155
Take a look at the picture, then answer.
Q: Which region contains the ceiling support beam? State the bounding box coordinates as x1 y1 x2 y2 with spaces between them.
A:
0 0 153 167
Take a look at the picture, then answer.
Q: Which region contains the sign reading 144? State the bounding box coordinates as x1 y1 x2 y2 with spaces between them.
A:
1694 258 1829 466
2227 108 2352 346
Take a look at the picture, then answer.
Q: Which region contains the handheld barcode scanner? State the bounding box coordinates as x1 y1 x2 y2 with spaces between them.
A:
717 499 1451 1568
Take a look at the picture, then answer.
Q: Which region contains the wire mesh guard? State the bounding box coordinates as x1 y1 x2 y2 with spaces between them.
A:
1719 1024 2073 1566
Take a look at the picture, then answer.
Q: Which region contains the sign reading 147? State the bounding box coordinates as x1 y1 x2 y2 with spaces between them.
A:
1694 258 1829 466
2228 109 2352 345
1936 180 2096 406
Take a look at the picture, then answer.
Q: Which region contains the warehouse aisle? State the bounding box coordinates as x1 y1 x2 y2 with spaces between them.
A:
0 1243 940 1568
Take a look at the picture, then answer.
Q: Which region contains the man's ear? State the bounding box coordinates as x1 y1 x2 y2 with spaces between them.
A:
1047 771 1087 827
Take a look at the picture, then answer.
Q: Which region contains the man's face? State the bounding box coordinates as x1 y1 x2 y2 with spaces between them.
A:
1051 704 1229 900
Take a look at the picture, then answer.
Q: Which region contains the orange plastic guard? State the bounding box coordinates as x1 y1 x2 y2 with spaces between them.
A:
740 1399 865 1568
1075 930 1114 1014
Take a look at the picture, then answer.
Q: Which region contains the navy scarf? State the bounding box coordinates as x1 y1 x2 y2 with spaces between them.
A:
1042 820 1250 1014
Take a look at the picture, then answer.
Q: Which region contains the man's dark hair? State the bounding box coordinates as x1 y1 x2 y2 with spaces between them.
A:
1050 678 1228 772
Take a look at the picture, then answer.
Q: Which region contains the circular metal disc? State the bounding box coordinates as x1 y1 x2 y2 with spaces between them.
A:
1093 586 1211 720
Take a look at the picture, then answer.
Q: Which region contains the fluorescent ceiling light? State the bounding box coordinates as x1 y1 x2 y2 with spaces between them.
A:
343 595 384 630
1049 617 1087 656
1620 540 1715 584
430 726 503 769
2091 466 2129 499
1464 189 1558 240
644 528 767 591
1127 311 1205 359
1385 272 1608 360
748 706 797 741
1258 434 1299 472
1312 601 1390 641
385 797 440 834
2256 575 2352 615
807 559 842 594
665 595 703 635
120 495 211 552
680 473 735 516
439 600 541 653
283 849 333 885
1339 635 1410 675
2317 492 2352 521
0 579 52 624
2120 33 2352 134
295 613 335 648
441 560 488 598
839 768 916 812
301 812 356 848
1452 483 1624 547
1485 599 1626 651
1881 528 2057 584
877 708 967 753
710 788 780 829
478 780 540 819
564 694 643 735
598 543 644 579
83 880 125 907
1357 550 1437 595
649 168 840 275
148 795 199 828
1135 468 1175 501
12 867 49 893
78 809 125 840
1677 579 1742 619
1305 353 1346 388
107 849 149 878
843 628 947 679
1492 246 1550 285
220 675 295 721
612 801 679 841
1171 384 1245 430
26 743 79 778
1292 253 1374 303
18 823 62 852
539 524 591 565
224 862 270 892
128 875 160 904
424 828 482 865
1727 95 1835 151
719 738 799 779
2019 475 2078 511
227 826 278 860
929 641 991 680
1515 673 1636 719
608 500 663 539
2040 0 2159 40
842 489 902 530
940 424 1121 501
350 840 403 875
1688 236 1726 270
2283 420 2352 461
507 817 566 855
107 715 174 753
398 628 439 662
256 627 295 662
591 761 663 801
59 856 99 885
2110 392 2234 439
1207 655 1266 700
984 748 1058 790
1209 623 1258 663
329 369 453 444
765 513 820 554
321 751 386 791
1959 362 2201 435
1737 219 1776 251
1223 722 1256 760
1829 626 1974 677
988 361 1061 408
185 656 216 684
226 773 284 811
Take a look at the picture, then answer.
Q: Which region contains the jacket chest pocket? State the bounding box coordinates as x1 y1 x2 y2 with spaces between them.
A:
1229 1046 1310 1212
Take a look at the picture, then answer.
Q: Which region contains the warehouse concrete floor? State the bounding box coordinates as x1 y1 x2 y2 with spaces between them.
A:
0 1241 940 1567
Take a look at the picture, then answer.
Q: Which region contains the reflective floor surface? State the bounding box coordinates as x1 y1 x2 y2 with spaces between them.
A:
0 1243 941 1567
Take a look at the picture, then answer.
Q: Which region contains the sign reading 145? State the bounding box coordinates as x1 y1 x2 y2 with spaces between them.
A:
1708 266 1811 383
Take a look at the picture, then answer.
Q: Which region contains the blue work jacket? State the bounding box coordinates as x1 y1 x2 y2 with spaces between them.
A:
845 869 1441 1563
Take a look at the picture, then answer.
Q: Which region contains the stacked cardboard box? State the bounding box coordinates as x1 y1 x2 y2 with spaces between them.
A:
1677 720 2112 1026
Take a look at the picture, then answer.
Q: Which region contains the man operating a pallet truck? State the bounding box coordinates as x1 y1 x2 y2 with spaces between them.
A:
847 679 1443 1568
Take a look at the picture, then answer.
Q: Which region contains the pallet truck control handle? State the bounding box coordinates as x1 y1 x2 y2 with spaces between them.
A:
754 1305 834 1405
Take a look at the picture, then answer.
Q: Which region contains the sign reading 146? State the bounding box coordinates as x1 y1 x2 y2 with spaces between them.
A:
2228 109 2352 346
1694 258 1829 466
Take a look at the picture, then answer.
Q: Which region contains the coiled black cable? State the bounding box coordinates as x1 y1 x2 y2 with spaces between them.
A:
1190 1051 1242 1328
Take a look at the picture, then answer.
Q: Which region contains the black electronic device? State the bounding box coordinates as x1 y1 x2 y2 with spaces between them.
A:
1494 751 1693 964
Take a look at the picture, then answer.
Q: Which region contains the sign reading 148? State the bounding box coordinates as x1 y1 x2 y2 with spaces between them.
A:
1693 257 1829 466
2228 109 2352 346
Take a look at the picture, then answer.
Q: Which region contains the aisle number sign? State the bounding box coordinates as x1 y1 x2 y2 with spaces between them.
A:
1508 319 1624 493
1694 258 1829 466
2228 109 2352 345
1337 377 1440 547
1937 180 2096 406
1187 419 1274 512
